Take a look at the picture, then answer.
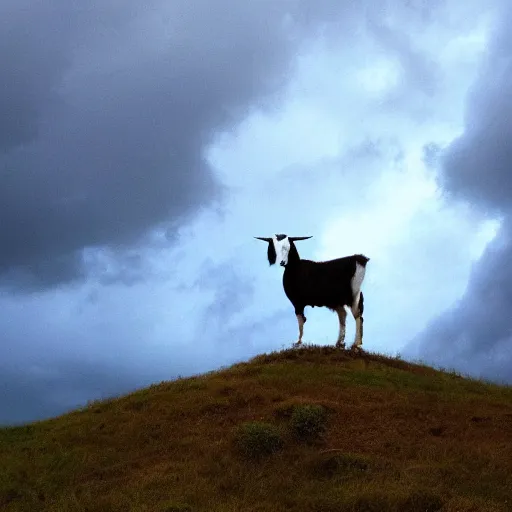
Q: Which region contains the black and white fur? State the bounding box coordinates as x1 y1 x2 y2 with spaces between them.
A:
255 234 369 350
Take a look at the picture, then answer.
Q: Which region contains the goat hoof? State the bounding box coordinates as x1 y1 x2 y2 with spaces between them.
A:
335 342 345 350
350 345 362 353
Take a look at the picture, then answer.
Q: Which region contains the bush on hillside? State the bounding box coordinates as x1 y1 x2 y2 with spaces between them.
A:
290 404 328 442
233 421 283 460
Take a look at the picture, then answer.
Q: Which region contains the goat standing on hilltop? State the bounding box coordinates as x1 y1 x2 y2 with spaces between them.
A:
255 234 369 351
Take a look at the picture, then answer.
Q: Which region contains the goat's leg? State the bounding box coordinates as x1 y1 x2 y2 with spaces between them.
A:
351 291 364 351
335 306 347 349
294 309 306 346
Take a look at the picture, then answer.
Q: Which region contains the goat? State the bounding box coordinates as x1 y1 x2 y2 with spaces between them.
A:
255 234 369 350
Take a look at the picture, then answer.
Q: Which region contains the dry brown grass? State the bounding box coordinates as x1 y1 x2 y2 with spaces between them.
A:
1 345 511 511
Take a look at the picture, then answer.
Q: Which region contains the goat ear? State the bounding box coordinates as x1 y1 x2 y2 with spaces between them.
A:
254 237 276 265
289 236 312 242
267 240 277 266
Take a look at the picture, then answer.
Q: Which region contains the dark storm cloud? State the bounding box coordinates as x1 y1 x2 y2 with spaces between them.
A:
441 33 512 214
407 5 512 382
1 0 347 290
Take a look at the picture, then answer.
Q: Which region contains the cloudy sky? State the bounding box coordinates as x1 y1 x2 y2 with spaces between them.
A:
1 0 510 424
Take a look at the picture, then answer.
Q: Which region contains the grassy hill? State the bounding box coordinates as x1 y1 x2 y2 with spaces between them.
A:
1 346 511 512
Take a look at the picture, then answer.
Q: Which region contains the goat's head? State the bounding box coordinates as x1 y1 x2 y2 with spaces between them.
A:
254 234 312 266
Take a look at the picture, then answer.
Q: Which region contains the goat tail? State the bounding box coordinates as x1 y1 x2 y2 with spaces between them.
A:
354 254 370 267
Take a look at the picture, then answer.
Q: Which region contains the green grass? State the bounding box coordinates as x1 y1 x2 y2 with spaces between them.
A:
1 345 512 511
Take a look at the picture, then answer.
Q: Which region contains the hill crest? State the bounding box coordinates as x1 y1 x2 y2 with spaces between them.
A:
1 345 511 511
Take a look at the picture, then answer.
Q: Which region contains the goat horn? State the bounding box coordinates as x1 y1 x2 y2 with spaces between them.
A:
254 237 273 242
289 236 313 241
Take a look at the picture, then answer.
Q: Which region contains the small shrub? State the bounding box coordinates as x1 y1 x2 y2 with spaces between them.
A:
290 404 327 442
233 422 283 460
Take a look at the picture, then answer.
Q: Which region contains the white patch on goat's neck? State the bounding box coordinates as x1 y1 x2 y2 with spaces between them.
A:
274 235 291 266
351 262 366 311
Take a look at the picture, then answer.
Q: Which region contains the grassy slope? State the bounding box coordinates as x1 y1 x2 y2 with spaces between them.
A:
1 346 511 512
